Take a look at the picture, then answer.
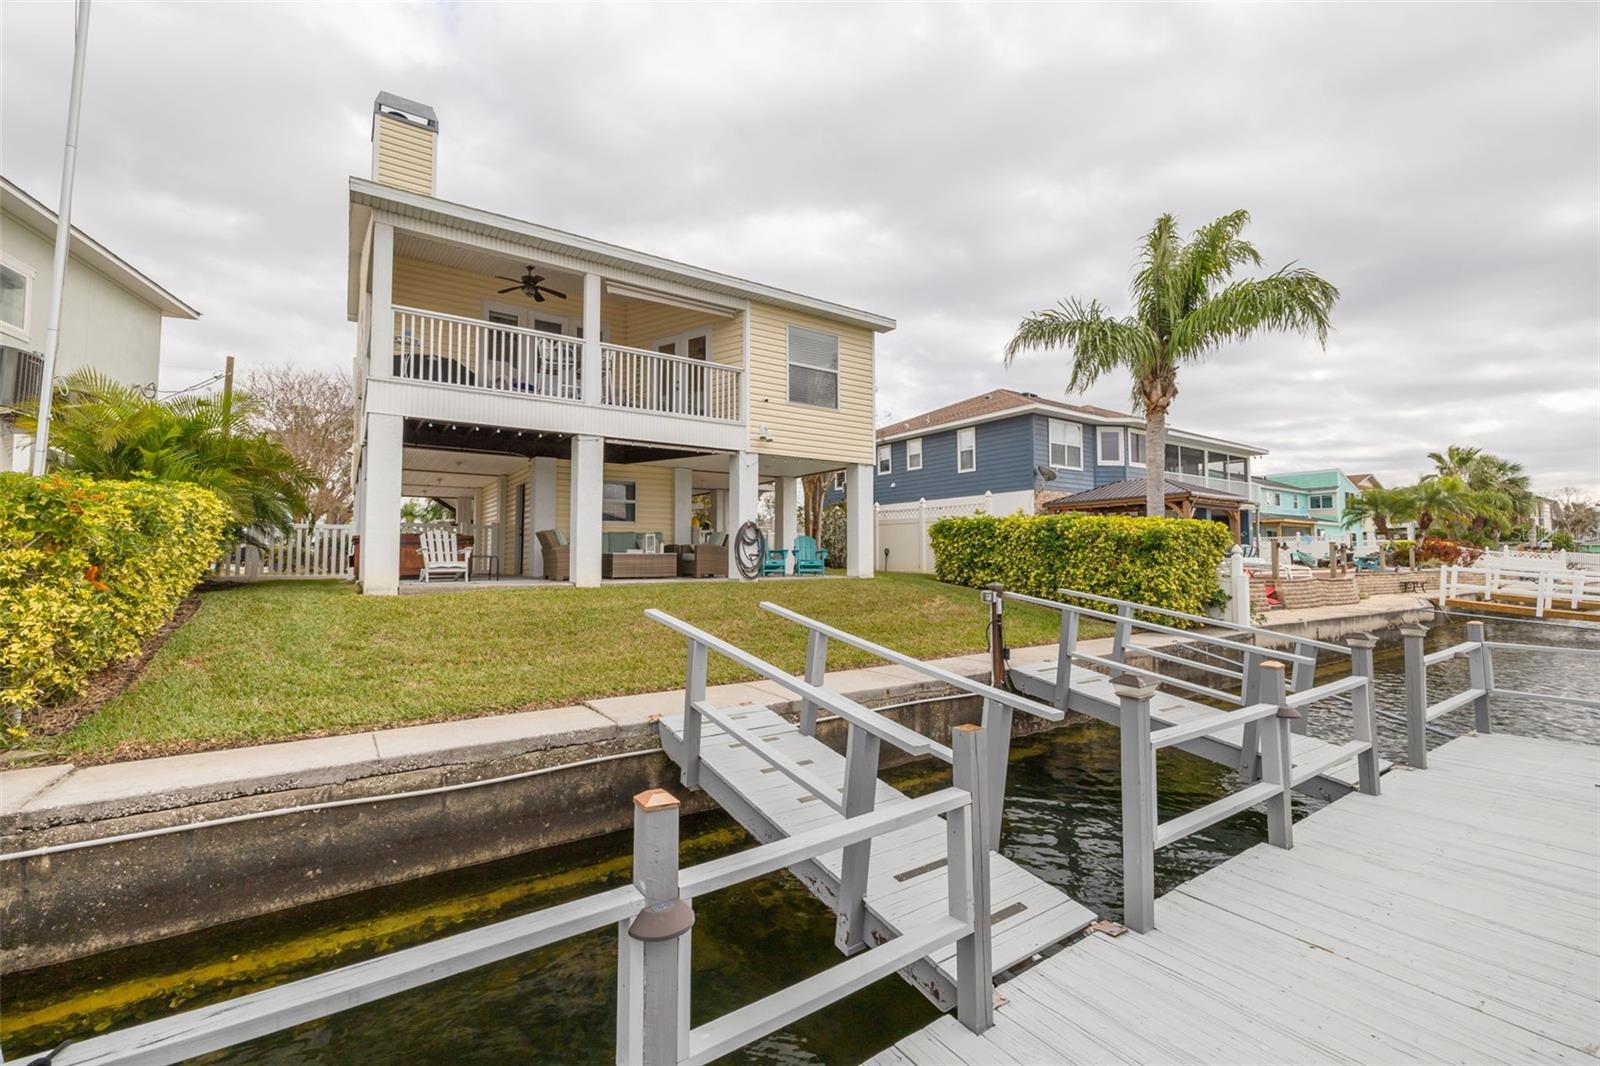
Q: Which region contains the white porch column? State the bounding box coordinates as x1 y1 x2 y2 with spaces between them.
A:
570 435 604 586
672 467 694 545
582 273 602 405
369 223 393 381
494 473 509 571
454 496 474 534
712 489 728 532
727 451 760 579
845 462 874 578
358 413 403 595
775 476 801 556
531 455 557 576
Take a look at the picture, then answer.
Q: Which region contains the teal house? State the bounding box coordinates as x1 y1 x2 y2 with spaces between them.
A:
1258 469 1377 550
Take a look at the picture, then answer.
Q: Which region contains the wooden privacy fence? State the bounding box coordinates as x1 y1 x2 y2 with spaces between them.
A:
1400 621 1600 768
41 611 1004 1066
211 523 355 580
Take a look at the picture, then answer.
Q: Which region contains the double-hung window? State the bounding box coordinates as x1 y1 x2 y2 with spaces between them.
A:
877 445 891 474
1048 419 1083 469
956 427 976 473
1 256 32 340
1310 493 1334 510
603 480 637 522
787 325 839 408
905 437 923 471
1097 427 1122 465
1128 430 1146 466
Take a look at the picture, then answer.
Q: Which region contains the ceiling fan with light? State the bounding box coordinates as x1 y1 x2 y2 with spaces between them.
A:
495 265 567 303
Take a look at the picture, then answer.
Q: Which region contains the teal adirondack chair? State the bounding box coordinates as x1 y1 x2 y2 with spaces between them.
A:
761 547 789 576
792 536 828 575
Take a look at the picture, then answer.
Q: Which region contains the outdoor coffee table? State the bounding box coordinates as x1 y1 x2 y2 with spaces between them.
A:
602 552 678 579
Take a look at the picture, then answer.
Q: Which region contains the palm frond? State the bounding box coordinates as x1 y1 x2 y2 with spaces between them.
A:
1004 299 1157 394
1169 266 1339 359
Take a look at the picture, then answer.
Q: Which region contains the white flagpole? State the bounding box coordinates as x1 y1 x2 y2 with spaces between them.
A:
30 0 92 476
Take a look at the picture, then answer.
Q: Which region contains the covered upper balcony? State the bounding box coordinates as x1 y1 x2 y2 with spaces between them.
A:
356 224 750 454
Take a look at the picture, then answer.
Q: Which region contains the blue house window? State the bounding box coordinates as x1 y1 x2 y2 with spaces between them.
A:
957 427 976 472
905 437 923 471
877 444 891 474
1097 428 1122 465
1048 419 1083 469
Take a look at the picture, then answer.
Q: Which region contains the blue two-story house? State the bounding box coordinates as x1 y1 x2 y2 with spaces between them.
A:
872 388 1268 542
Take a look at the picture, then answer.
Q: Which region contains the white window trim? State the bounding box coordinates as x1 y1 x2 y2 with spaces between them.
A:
1 252 36 343
957 427 977 473
602 479 638 523
1048 419 1084 471
1128 429 1147 467
786 324 840 410
1096 427 1124 466
905 437 923 471
877 444 891 475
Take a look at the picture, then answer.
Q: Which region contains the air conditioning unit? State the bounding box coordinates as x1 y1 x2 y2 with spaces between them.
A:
0 346 45 412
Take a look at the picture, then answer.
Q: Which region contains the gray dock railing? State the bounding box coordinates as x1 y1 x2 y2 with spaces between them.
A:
1401 620 1600 767
36 614 1003 1066
989 587 1380 932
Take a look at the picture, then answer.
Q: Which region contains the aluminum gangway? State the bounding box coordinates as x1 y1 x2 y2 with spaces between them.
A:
650 603 1096 1012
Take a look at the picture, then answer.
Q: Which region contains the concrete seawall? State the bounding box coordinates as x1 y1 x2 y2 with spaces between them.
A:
0 595 1436 970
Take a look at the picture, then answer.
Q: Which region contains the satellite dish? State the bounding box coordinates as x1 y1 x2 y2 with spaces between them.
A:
1035 465 1058 482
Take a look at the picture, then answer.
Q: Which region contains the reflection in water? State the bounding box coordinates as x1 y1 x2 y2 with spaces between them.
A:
4 619 1592 1064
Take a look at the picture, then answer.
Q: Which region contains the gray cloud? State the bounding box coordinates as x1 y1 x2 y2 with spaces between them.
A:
3 2 1595 493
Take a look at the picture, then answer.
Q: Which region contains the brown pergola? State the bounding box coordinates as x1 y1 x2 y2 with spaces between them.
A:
1041 477 1249 542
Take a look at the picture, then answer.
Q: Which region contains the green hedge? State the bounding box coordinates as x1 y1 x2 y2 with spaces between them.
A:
928 513 1233 620
0 473 230 731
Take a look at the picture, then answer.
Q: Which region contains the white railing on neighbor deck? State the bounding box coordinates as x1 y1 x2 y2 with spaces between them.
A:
392 306 583 401
1441 562 1599 617
601 343 742 423
213 524 355 580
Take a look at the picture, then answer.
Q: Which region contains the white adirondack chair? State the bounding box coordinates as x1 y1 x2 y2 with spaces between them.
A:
418 527 472 583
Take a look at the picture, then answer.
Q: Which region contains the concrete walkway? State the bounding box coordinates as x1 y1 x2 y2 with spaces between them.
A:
0 593 1434 835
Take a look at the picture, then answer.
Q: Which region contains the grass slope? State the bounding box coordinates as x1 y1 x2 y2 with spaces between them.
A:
59 574 1095 759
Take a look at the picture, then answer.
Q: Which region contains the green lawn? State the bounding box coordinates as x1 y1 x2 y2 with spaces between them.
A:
57 574 1100 760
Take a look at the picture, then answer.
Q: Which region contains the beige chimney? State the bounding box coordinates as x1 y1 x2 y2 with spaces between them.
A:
370 92 438 196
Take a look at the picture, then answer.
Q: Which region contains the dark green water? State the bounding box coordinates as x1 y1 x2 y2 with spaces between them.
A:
3 618 1591 1064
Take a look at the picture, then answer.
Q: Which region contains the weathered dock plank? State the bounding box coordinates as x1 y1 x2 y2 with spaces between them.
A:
876 732 1600 1065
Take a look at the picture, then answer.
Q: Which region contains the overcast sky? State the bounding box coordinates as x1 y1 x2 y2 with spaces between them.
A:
4 3 1596 494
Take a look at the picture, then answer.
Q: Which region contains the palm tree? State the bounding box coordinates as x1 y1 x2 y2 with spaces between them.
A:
1424 446 1534 540
1005 211 1338 515
1342 486 1417 538
1423 445 1482 481
20 369 314 538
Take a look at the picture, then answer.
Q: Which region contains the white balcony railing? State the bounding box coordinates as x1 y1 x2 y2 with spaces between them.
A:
601 342 741 423
1167 470 1262 504
392 306 582 401
387 307 742 423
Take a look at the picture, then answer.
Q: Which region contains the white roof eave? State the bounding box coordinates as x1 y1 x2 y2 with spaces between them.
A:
347 177 895 333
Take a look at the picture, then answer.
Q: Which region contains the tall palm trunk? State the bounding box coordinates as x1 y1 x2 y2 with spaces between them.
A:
1144 403 1170 517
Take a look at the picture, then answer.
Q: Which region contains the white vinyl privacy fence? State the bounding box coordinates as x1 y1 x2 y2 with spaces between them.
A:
213 523 355 581
875 492 1035 573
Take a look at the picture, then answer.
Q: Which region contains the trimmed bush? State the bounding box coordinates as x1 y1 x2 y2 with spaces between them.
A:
928 513 1233 621
0 473 230 728
1417 536 1482 567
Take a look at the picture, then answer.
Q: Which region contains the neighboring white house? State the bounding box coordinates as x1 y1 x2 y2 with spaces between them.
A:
348 93 893 592
0 176 198 471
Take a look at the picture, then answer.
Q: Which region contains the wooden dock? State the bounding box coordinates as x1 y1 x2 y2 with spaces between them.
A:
870 731 1600 1065
658 705 1096 1008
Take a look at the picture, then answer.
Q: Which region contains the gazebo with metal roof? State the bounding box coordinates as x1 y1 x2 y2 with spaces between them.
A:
1040 477 1250 542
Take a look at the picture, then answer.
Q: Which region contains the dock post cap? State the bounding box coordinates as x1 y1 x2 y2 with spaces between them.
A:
1258 660 1286 672
628 898 695 941
634 789 680 811
1345 633 1378 649
1399 624 1429 637
1276 702 1302 720
953 722 983 733
1110 675 1158 699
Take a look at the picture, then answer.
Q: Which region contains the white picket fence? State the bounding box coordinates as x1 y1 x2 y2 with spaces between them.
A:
213 523 355 581
1481 547 1600 573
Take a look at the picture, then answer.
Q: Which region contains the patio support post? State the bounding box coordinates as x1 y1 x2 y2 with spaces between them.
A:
671 468 693 546
531 456 557 577
845 462 873 577
582 272 602 405
775 476 800 564
727 451 759 578
358 412 403 596
571 435 604 587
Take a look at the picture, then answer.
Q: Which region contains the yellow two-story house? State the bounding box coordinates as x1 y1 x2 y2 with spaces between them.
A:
349 93 891 593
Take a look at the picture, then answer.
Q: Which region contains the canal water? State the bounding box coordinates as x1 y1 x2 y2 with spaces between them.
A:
4 616 1593 1064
